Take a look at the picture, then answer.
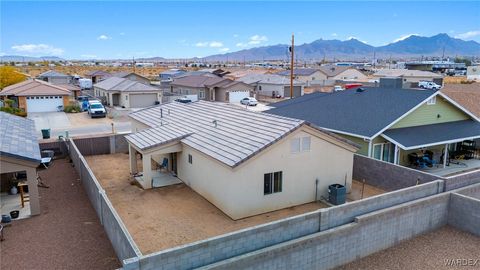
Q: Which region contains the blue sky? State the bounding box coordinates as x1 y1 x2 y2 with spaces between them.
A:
1 1 479 59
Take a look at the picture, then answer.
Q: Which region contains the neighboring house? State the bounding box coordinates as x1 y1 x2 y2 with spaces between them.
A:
93 77 162 108
198 68 230 77
442 83 480 119
276 68 327 86
0 112 42 216
0 79 70 113
126 101 358 219
317 66 367 81
37 70 73 85
238 74 305 98
467 66 480 81
112 72 150 85
224 69 269 80
56 83 81 99
269 87 480 170
85 70 112 83
170 75 254 103
373 69 444 86
159 69 187 82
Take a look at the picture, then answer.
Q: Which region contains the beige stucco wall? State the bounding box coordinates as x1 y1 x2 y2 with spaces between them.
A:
332 69 367 81
176 126 355 220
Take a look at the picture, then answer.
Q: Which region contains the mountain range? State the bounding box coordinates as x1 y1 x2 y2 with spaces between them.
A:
204 34 480 61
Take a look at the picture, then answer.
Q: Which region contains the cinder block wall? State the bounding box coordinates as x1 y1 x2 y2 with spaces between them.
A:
444 170 480 191
353 154 441 191
448 192 480 236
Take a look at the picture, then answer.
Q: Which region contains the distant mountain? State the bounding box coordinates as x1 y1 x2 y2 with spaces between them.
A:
0 55 64 62
205 34 480 61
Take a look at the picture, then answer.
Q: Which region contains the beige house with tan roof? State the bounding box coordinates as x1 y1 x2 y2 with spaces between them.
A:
0 79 71 113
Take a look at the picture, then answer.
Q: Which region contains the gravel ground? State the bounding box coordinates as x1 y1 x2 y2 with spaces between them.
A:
0 159 121 270
336 226 480 270
86 153 328 254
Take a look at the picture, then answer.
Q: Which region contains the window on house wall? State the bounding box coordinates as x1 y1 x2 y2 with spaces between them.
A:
199 90 205 99
373 143 395 163
126 95 128 100
188 154 193 164
259 85 262 91
291 136 311 153
426 96 436 105
264 171 283 195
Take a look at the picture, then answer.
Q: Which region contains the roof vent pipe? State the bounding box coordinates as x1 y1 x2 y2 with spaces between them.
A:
160 108 163 118
212 120 217 128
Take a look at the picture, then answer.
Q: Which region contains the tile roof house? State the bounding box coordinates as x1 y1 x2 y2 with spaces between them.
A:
112 72 150 85
0 79 71 113
269 87 480 176
170 75 254 103
373 69 444 86
85 70 112 83
441 83 480 118
37 70 73 85
0 111 41 215
93 77 162 108
238 74 305 98
126 101 358 219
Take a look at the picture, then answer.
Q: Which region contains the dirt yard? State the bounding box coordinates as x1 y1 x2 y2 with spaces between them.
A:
347 180 385 201
86 153 327 254
336 226 480 270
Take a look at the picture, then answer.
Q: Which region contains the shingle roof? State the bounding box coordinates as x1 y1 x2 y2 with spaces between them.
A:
128 101 355 167
0 112 41 163
383 120 480 149
317 66 353 77
276 68 319 76
441 83 480 118
268 87 437 138
85 70 112 77
37 70 71 78
0 79 71 96
93 77 159 92
238 74 304 85
373 69 443 78
170 75 229 88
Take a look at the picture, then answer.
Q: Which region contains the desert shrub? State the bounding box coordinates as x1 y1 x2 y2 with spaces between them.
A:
64 104 81 113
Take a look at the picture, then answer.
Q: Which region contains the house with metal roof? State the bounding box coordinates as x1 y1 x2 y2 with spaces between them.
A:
269 87 480 176
170 75 254 103
85 70 112 83
0 79 71 113
238 74 305 98
112 72 150 85
0 112 42 216
276 67 367 86
37 70 73 85
373 69 444 86
125 101 358 219
93 77 162 108
159 69 187 82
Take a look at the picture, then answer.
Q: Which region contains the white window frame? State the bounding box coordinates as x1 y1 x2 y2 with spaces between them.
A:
291 136 311 153
198 90 205 99
426 96 436 105
373 142 394 163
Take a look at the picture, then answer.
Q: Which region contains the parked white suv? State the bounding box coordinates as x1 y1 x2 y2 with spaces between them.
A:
419 81 442 90
240 97 258 106
87 100 107 118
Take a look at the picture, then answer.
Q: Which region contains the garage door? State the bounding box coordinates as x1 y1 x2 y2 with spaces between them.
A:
228 91 250 103
26 96 64 112
129 93 157 108
283 86 303 98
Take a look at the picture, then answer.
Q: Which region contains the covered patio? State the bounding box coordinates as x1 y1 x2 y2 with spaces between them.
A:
382 120 480 176
125 125 192 189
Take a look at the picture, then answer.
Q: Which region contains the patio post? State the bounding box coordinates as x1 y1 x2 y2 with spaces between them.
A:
129 144 138 174
443 143 448 168
393 144 399 164
142 153 153 189
26 167 40 215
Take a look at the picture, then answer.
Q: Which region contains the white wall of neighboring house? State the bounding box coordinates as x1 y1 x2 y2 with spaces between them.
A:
467 66 480 81
296 71 327 86
175 126 355 220
256 83 285 97
332 69 367 81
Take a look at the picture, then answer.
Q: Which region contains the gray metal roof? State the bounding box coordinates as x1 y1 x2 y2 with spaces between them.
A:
268 87 437 138
383 120 480 149
126 125 193 151
129 101 308 167
37 70 71 78
0 112 41 163
94 77 159 92
276 68 319 76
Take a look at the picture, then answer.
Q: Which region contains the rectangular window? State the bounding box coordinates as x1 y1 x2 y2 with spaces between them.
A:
301 137 311 151
290 138 300 153
264 171 283 195
373 143 394 163
427 96 436 105
199 90 205 99
188 154 193 164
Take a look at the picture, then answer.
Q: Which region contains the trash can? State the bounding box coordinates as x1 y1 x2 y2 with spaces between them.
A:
41 129 51 139
328 184 346 205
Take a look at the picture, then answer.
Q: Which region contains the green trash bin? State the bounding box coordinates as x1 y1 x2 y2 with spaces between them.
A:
41 129 51 139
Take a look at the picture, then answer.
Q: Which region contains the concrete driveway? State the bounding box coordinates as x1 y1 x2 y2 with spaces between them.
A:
28 112 71 131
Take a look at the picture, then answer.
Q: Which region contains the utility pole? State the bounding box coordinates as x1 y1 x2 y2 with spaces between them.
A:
290 33 294 99
132 57 136 73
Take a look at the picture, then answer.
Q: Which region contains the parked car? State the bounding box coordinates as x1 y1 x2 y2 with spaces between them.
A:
77 95 91 111
419 81 442 90
240 97 258 106
87 100 107 118
333 85 344 92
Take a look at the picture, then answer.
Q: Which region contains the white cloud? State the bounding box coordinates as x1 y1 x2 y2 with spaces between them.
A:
455 30 480 39
97 34 111 40
195 41 224 48
331 33 338 37
219 48 230 53
236 42 247 48
248 35 268 45
11 44 64 55
392 34 418 43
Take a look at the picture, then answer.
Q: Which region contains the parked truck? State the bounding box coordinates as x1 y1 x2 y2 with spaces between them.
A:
418 81 442 90
79 78 93 90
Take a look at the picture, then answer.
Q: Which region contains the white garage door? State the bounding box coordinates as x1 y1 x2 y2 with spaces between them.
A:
129 93 157 108
228 91 250 103
26 96 64 112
